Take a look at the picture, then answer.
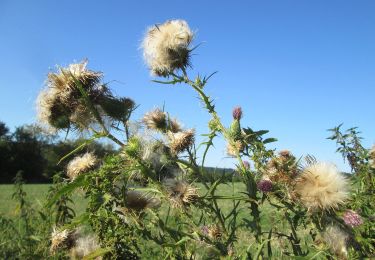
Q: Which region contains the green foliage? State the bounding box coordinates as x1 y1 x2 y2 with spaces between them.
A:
327 124 375 256
0 173 58 259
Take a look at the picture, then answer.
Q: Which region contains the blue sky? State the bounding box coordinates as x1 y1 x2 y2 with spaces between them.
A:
1 0 374 171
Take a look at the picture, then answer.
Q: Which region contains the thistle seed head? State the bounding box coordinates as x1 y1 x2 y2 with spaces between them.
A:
142 20 194 77
50 227 74 253
143 108 167 131
165 179 199 208
168 129 195 154
226 141 244 157
295 162 349 211
168 118 182 133
125 190 160 211
66 152 97 180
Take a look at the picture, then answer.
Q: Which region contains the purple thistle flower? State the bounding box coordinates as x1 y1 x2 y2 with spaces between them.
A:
343 210 363 227
257 179 273 193
232 106 243 120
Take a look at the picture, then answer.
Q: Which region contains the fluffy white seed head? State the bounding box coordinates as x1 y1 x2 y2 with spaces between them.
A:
142 20 194 77
67 152 97 180
295 162 349 211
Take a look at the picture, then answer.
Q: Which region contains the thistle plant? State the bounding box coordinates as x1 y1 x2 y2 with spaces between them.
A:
35 20 374 259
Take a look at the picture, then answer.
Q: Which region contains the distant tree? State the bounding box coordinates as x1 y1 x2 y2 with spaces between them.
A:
0 121 9 138
0 121 12 181
0 122 117 183
10 126 47 183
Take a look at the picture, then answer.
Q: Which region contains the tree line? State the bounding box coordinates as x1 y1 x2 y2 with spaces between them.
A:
0 121 116 183
0 121 237 184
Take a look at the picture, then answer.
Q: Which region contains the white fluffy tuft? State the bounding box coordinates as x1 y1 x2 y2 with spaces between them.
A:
295 162 349 210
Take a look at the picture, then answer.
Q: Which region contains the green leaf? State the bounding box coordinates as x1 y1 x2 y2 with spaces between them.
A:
57 135 101 165
263 138 277 144
254 130 269 136
46 174 86 207
83 247 112 260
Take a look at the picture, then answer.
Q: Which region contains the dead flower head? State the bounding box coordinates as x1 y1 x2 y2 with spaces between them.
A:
50 227 74 253
47 60 102 98
67 152 97 180
295 162 349 211
165 179 199 208
370 144 375 168
142 19 194 77
125 190 161 211
36 60 105 130
201 224 223 240
169 118 182 133
143 108 167 131
168 129 195 154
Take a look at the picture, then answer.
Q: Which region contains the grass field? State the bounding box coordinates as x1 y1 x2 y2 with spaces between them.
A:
0 184 87 217
0 182 290 258
0 182 273 223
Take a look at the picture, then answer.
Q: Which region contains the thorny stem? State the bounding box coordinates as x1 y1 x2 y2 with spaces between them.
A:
90 127 124 147
173 70 262 241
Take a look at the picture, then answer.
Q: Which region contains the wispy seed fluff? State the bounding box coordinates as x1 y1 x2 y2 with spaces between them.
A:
70 234 101 259
125 190 161 211
165 179 199 208
143 108 167 131
142 20 194 77
168 129 195 154
295 162 349 211
323 226 349 259
67 152 97 180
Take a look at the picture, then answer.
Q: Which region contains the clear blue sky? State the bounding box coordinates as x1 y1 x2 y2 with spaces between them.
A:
1 0 374 171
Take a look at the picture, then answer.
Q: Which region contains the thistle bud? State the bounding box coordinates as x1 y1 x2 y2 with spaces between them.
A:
229 120 242 140
232 106 242 120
